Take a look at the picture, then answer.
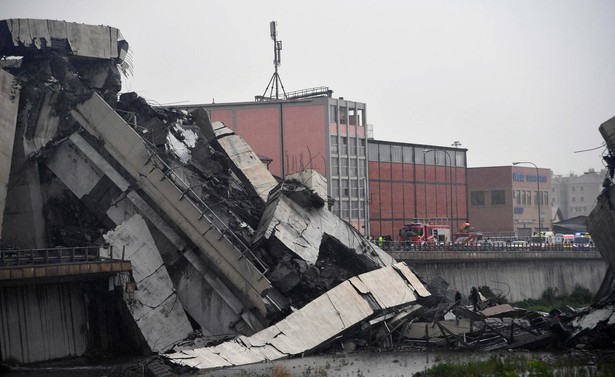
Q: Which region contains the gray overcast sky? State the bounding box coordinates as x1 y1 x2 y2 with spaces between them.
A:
3 0 615 176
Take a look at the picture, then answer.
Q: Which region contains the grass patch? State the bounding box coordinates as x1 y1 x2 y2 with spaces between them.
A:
415 354 615 377
512 284 593 312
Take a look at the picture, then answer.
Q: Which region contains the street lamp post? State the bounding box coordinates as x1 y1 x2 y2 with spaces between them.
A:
512 161 541 241
425 149 454 245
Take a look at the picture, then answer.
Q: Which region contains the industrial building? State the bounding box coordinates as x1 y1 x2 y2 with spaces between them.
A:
178 94 467 240
467 165 553 237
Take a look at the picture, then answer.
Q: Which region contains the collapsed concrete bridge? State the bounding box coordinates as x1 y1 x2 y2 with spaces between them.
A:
0 18 396 364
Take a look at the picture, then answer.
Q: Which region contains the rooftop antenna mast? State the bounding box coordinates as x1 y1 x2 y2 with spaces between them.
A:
261 21 287 100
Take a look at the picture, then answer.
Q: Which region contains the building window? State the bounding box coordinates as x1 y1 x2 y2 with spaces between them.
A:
491 190 505 205
331 178 339 197
379 144 391 162
471 191 485 206
415 148 424 164
341 179 349 196
358 139 366 157
330 105 338 122
527 190 531 205
349 108 356 126
349 159 357 177
580 196 584 202
330 136 338 155
367 144 378 161
340 137 348 155
391 145 402 163
580 186 584 191
340 158 348 176
358 159 366 177
572 197 576 202
455 151 465 167
359 179 365 198
436 150 446 166
351 200 359 218
514 190 521 205
350 180 358 198
348 137 357 156
331 159 339 177
340 106 347 124
403 146 413 163
572 186 576 192
341 200 349 218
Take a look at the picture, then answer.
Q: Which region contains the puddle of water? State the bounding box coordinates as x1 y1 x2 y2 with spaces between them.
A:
193 350 487 377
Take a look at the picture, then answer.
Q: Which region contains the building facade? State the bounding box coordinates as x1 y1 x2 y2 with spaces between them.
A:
180 95 370 233
368 140 468 240
551 169 604 220
467 166 552 238
178 94 466 238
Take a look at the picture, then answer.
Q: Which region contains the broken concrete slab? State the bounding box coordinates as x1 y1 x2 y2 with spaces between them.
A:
167 262 429 370
47 132 268 336
0 68 19 236
0 19 128 62
194 112 279 203
104 214 193 352
71 93 285 319
254 179 393 267
284 168 328 206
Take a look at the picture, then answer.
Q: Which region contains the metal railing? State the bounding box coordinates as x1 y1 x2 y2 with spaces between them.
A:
144 145 270 277
377 241 599 253
0 246 115 268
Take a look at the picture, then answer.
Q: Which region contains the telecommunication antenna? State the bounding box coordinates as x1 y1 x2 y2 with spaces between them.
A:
259 21 287 100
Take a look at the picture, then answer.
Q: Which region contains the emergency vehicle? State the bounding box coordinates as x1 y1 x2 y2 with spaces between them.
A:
573 232 593 250
453 223 483 246
399 223 451 246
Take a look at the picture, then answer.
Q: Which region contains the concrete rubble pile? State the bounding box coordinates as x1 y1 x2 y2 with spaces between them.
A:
0 18 402 364
2 18 614 372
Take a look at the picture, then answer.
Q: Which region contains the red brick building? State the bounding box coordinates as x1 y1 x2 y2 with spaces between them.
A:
368 140 468 240
178 92 466 238
467 166 552 237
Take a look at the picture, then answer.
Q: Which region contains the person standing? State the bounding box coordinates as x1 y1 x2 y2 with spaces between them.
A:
469 287 479 311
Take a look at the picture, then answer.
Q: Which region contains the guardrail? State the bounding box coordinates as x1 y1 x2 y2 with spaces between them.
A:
0 246 118 268
377 241 598 253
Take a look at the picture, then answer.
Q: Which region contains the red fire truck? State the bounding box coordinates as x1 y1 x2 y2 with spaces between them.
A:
399 223 451 246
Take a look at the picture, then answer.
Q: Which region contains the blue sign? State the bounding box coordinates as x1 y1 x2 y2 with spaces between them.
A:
512 173 546 183
514 207 524 214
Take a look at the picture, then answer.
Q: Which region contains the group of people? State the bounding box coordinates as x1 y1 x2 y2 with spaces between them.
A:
455 286 480 311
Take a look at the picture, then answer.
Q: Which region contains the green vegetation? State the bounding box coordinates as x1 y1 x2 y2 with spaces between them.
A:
513 284 593 312
415 355 615 377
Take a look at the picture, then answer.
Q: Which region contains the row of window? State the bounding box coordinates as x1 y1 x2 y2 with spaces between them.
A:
367 143 465 167
513 190 548 206
330 178 366 198
471 190 549 206
331 199 367 219
329 105 365 127
330 136 367 157
570 206 588 213
330 158 366 178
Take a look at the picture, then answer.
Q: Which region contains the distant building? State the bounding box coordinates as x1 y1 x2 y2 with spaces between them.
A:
551 169 604 220
467 166 552 238
176 90 464 238
368 140 468 240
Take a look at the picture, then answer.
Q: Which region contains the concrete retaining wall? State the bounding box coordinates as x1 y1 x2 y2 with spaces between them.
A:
409 258 608 302
0 283 88 363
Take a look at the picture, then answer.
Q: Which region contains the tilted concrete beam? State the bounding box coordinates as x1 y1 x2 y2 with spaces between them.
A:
0 69 19 236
